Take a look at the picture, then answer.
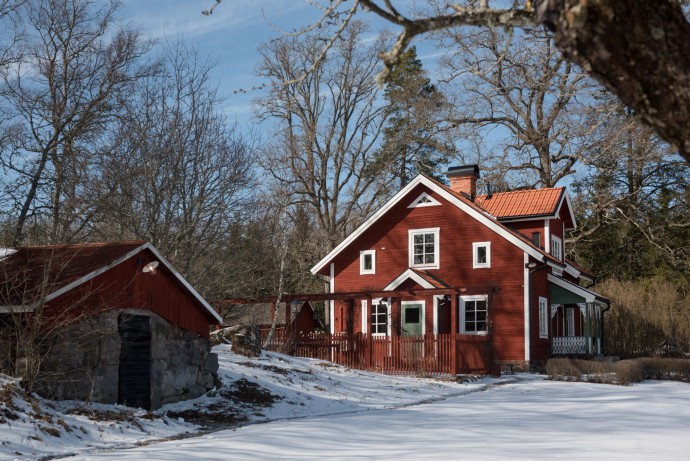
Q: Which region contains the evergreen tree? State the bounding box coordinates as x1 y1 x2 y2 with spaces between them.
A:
371 46 452 191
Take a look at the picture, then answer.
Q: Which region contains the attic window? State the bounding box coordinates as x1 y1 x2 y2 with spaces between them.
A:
360 250 376 275
408 192 440 208
472 242 491 269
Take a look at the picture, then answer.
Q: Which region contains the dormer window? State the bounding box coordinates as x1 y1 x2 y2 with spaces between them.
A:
360 250 376 274
408 192 440 208
551 235 563 261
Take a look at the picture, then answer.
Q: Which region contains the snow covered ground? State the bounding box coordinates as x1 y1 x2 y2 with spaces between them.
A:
3 345 690 460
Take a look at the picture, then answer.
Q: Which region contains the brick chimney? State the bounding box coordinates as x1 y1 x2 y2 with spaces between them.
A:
446 165 480 200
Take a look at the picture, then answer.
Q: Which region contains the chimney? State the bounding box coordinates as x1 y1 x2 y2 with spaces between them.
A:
446 165 480 200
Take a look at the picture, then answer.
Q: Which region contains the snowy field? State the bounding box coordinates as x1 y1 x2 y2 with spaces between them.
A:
2 345 690 460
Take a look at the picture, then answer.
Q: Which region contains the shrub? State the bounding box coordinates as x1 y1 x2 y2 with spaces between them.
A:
614 360 645 385
546 357 690 385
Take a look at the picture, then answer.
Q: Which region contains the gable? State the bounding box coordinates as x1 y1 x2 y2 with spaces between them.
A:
311 175 552 276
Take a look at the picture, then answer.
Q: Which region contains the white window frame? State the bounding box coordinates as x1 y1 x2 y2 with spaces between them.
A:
460 295 489 335
360 250 376 275
539 297 548 339
408 227 440 269
472 242 491 269
408 192 441 208
371 299 390 336
551 235 563 261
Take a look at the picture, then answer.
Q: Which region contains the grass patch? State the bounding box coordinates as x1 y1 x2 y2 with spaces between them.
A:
546 357 690 385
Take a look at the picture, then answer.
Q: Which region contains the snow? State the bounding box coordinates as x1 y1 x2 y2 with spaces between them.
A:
3 346 690 460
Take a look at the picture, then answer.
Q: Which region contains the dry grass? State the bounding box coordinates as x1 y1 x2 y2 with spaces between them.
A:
547 357 690 385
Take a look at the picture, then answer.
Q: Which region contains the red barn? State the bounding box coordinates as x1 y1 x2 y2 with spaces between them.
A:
311 165 609 373
0 241 222 409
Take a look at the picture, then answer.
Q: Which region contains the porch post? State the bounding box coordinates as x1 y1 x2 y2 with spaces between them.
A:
366 296 373 368
450 293 458 376
391 297 401 369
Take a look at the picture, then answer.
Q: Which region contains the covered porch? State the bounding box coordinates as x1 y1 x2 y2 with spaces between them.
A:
548 274 610 356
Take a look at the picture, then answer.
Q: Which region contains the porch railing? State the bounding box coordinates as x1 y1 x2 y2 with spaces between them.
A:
263 331 490 376
552 336 587 355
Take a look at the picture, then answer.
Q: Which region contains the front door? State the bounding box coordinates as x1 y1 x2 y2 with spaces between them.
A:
401 302 423 336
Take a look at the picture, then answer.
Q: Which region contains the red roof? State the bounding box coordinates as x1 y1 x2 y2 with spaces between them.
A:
475 188 565 219
0 241 146 307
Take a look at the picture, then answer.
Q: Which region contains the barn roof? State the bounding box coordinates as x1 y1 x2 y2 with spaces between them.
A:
0 241 222 322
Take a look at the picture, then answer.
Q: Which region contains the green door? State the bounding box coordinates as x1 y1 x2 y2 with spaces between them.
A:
402 303 424 336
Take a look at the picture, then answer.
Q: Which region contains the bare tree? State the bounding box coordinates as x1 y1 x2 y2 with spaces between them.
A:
0 0 153 246
255 21 391 249
93 43 255 296
438 26 602 187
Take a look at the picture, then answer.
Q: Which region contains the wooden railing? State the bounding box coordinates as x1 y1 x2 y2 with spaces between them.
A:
263 331 490 376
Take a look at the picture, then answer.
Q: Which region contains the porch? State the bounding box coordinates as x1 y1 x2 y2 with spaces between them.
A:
548 274 608 356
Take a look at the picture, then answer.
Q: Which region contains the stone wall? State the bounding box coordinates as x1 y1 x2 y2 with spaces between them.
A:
30 309 218 409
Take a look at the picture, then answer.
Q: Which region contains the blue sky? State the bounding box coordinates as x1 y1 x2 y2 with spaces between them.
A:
118 1 442 125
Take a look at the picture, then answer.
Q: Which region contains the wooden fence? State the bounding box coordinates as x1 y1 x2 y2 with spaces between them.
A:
263 331 491 376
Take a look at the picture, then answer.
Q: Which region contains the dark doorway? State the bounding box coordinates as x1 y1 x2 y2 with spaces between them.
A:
118 314 151 409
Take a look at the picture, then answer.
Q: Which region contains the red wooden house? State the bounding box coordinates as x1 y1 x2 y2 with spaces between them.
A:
310 165 609 373
0 241 222 409
221 300 323 339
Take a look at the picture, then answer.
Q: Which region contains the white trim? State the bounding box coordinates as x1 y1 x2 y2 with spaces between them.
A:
408 192 440 208
538 296 548 339
472 241 491 269
370 298 391 337
329 263 335 335
566 308 575 337
401 300 426 336
551 235 563 261
359 250 376 275
361 299 368 334
383 268 436 291
0 305 35 314
524 252 531 361
408 227 440 269
562 193 577 230
433 295 443 335
547 274 608 306
459 295 488 335
564 262 581 279
8 243 222 323
544 219 551 254
310 175 548 275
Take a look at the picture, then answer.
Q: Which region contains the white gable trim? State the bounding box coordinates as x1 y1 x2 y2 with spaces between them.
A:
408 192 441 208
310 175 547 274
11 243 222 323
384 269 436 291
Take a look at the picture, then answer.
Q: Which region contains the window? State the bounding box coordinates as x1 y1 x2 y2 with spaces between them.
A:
566 308 575 337
360 250 375 274
460 295 488 334
551 235 563 260
539 297 548 339
472 242 491 269
408 192 440 208
409 228 440 269
371 300 389 335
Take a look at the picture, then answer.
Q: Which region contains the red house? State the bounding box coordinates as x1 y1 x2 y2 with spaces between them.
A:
310 166 609 373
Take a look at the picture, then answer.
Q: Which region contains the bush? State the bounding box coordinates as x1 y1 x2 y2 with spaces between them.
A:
546 357 690 385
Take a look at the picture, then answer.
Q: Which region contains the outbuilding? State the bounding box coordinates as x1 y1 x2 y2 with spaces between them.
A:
0 241 222 409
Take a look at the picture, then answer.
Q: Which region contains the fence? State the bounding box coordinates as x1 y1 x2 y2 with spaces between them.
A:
263 330 491 376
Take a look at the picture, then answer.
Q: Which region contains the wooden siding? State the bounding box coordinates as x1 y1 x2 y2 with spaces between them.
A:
43 249 214 337
530 268 551 361
330 184 528 362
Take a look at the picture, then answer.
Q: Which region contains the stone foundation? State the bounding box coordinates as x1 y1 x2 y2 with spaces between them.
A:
30 310 217 409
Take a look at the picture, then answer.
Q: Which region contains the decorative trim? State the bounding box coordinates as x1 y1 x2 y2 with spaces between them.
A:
383 269 435 291
407 192 440 208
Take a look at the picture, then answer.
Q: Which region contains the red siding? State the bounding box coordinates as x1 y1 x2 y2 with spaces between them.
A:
43 249 215 337
330 184 529 362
